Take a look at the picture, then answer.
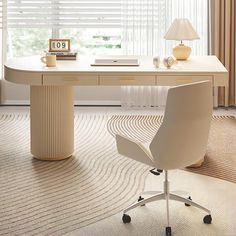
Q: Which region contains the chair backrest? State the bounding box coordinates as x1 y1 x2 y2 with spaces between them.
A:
149 81 213 170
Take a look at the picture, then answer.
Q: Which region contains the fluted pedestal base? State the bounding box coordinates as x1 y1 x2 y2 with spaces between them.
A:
30 86 74 160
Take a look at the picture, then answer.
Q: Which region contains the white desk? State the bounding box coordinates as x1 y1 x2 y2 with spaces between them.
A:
4 55 228 160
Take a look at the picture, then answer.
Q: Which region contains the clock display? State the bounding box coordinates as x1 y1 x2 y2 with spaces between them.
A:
49 39 70 52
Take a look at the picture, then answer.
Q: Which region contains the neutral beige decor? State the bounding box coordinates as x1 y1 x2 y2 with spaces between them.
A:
0 113 148 236
1 113 236 236
116 82 213 235
164 18 200 60
40 54 57 67
108 115 236 184
30 86 74 160
69 169 236 236
209 0 236 106
5 55 228 110
3 56 229 161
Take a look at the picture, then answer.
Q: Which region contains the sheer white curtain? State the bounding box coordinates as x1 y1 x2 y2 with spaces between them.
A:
121 0 208 108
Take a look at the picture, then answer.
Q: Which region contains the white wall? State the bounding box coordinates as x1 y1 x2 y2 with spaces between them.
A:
1 80 121 105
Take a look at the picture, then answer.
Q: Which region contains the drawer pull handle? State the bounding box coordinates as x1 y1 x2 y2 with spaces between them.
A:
63 78 78 81
119 78 135 82
176 79 192 83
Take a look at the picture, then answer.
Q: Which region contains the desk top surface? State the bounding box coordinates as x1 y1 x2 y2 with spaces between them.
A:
5 55 227 74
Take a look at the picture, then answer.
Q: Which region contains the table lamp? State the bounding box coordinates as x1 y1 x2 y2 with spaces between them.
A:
164 18 200 60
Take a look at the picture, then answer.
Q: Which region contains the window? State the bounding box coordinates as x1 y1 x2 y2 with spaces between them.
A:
2 0 208 59
8 28 51 57
60 28 122 55
6 0 122 57
122 0 208 56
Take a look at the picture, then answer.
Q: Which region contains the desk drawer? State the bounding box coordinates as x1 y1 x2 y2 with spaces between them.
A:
100 75 155 86
43 74 98 85
156 76 212 86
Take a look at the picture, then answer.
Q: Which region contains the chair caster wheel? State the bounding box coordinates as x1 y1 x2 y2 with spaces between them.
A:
166 226 172 236
122 214 131 223
185 196 192 207
138 196 145 206
203 214 212 224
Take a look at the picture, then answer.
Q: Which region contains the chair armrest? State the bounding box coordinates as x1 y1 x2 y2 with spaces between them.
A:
116 134 155 167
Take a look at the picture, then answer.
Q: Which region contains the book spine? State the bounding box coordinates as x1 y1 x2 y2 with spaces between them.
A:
56 57 77 60
48 52 77 56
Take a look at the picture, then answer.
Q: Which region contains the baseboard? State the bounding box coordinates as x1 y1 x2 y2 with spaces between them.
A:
1 100 121 106
1 100 30 105
75 100 121 106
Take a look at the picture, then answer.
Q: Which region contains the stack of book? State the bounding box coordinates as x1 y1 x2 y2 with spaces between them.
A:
47 52 77 60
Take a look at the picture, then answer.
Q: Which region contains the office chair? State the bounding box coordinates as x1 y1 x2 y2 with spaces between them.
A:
116 81 213 236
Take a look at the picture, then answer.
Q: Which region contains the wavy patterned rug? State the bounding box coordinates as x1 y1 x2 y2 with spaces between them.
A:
1 114 236 236
0 114 149 236
107 115 236 183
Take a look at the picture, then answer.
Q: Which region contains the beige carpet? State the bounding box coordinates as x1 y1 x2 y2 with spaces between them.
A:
0 114 149 236
67 169 236 236
1 114 236 236
107 115 236 183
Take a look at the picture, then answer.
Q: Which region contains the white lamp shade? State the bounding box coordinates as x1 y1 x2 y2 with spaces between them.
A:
164 18 200 41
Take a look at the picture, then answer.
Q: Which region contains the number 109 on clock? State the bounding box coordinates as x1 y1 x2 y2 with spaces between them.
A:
49 39 70 52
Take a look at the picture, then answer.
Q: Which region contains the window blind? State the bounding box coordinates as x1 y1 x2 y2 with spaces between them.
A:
0 0 3 29
7 0 122 28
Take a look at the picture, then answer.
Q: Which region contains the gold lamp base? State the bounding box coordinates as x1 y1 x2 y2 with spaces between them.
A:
173 44 191 60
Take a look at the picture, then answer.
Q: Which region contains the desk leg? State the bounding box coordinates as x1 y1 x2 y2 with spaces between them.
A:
30 86 74 160
213 87 218 108
225 86 229 107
